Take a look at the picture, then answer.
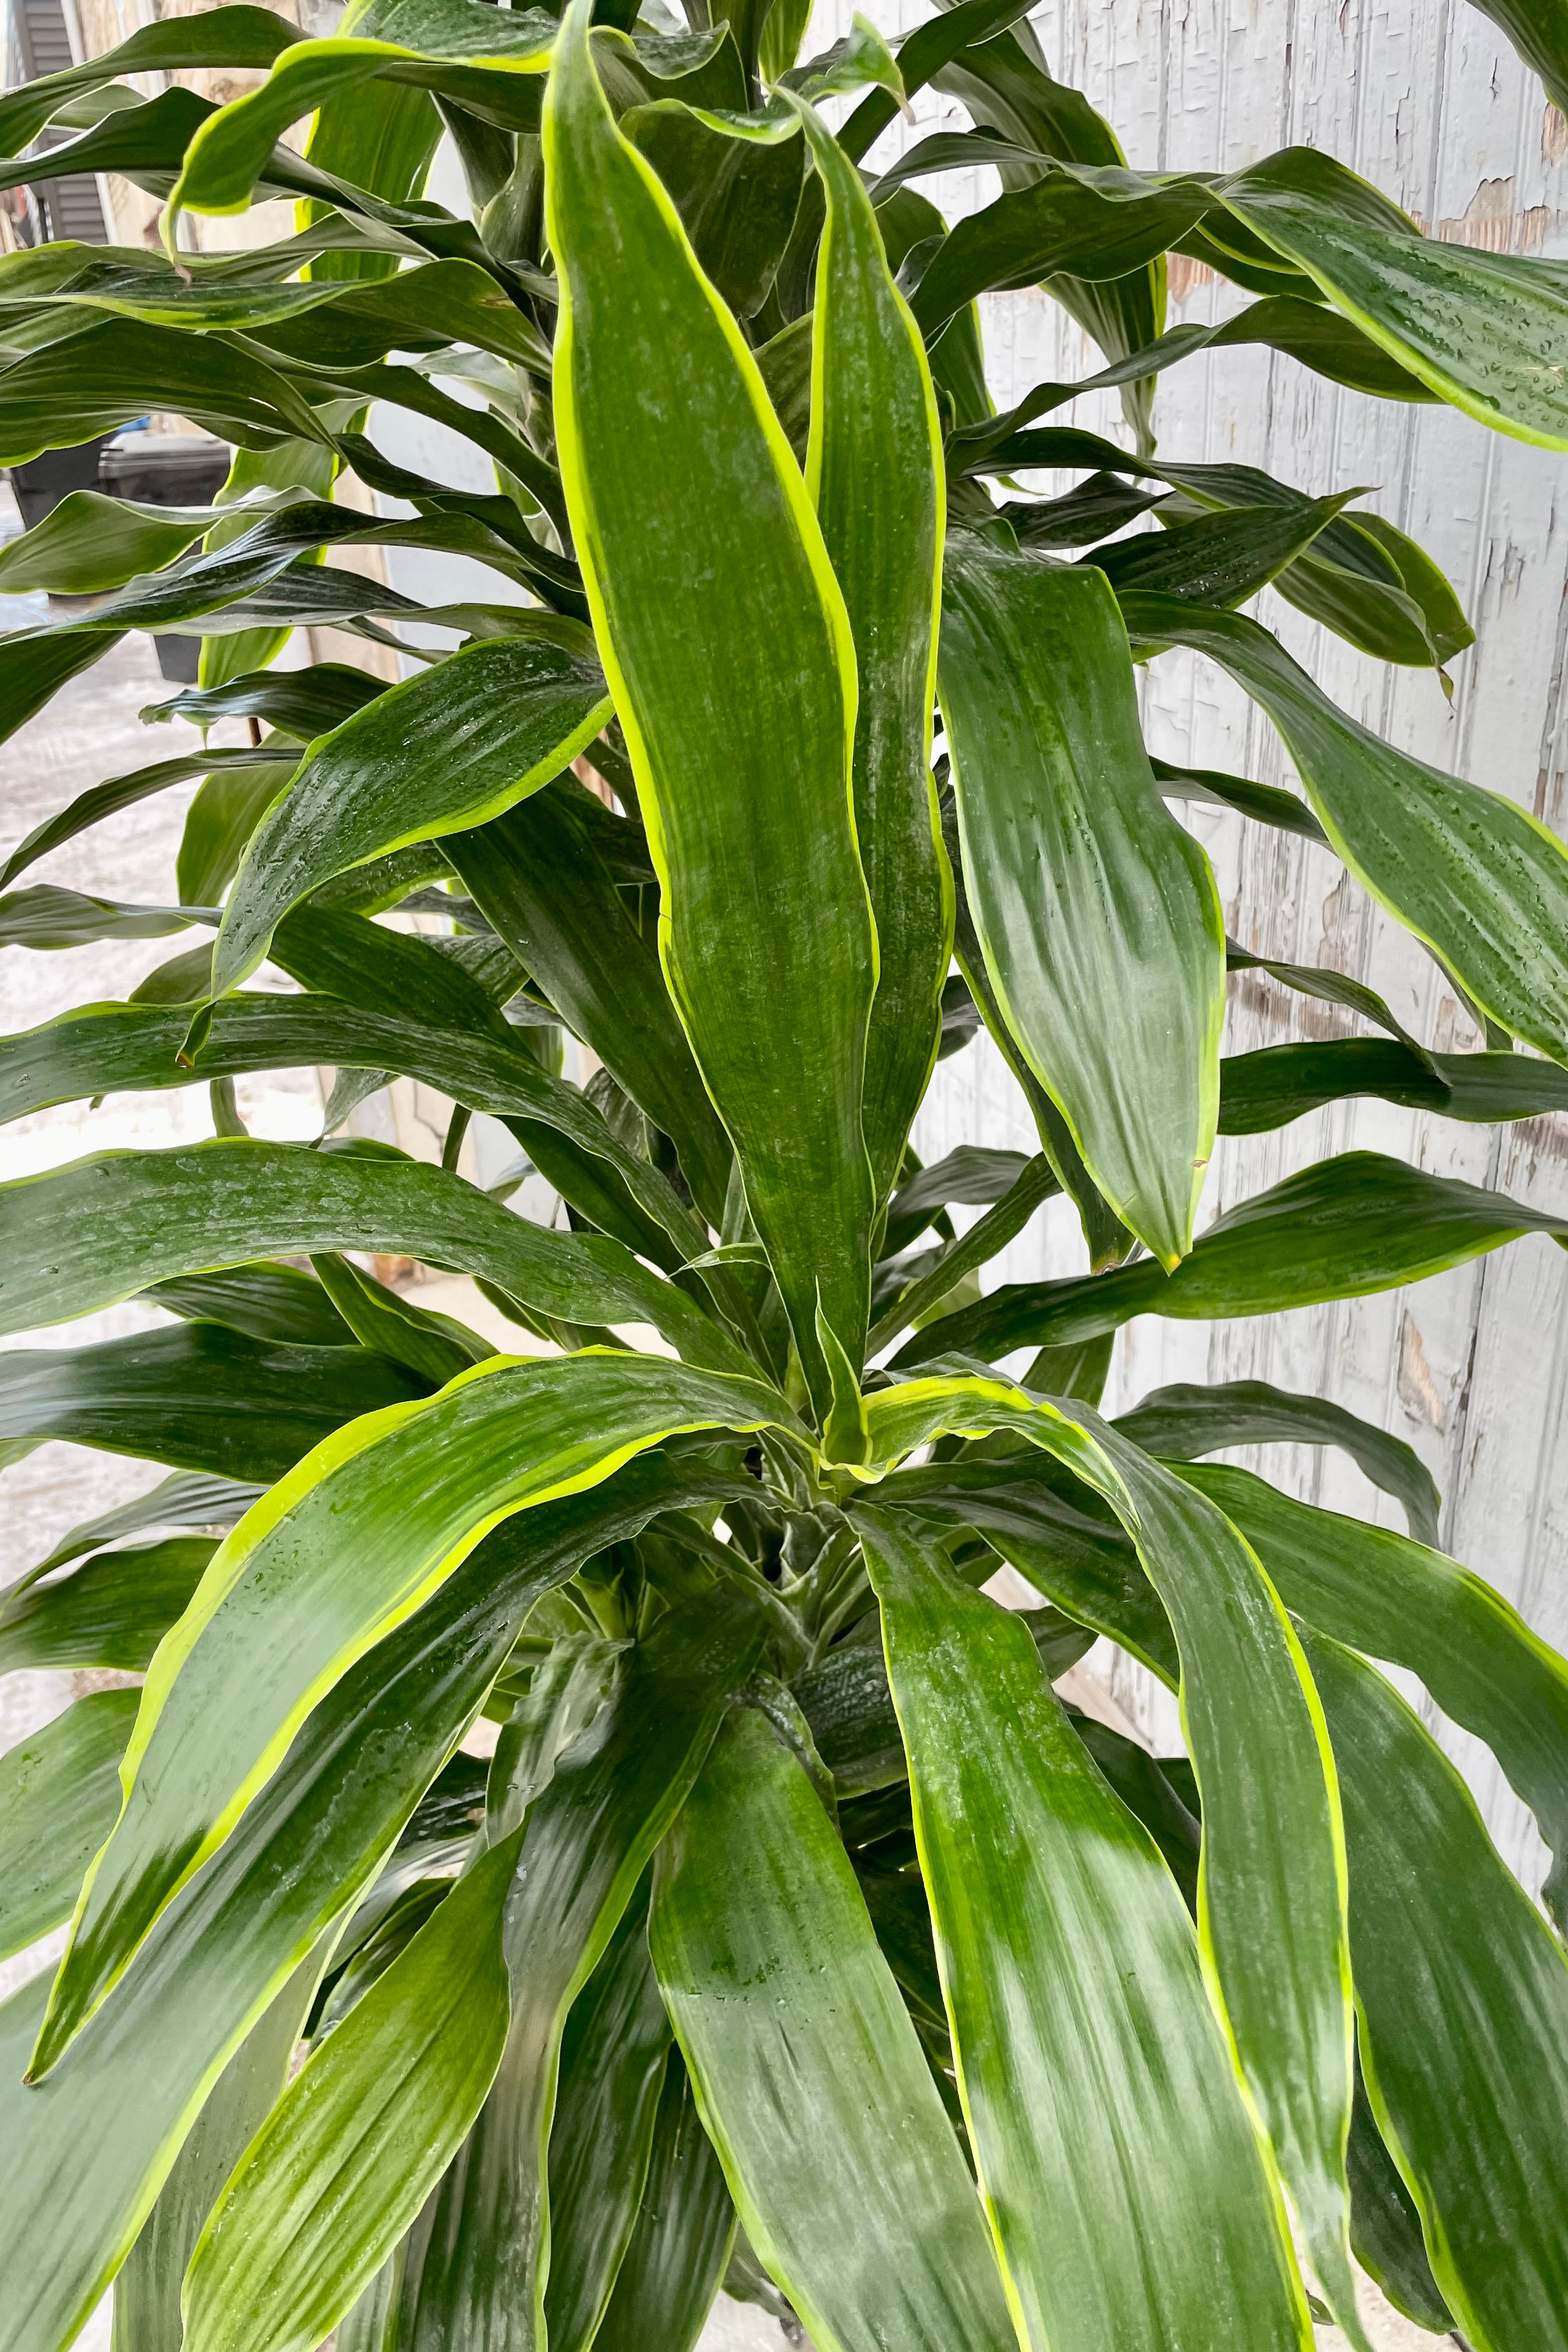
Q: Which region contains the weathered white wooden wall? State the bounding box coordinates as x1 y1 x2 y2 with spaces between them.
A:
820 0 1568 1891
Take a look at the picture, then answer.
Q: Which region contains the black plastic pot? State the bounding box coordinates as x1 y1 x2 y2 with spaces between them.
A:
8 435 116 530
99 434 235 683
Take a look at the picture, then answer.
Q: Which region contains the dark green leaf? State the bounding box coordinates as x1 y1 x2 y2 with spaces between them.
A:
650 1703 1016 2352
1216 148 1568 450
1118 1378 1441 1548
896 1150 1568 1365
449 786 733 1227
146 1260 355 1349
624 103 804 318
400 1586 765 2349
1124 596 1568 1059
940 541 1224 1266
1087 491 1354 610
142 663 385 738
1344 2068 1452 2336
545 3 874 1420
1187 1464 1568 1934
18 1469 263 1584
796 97 949 1203
1464 0 1568 112
0 887 214 950
867 1152 1057 1352
0 8 292 154
0 1536 217 1675
0 1322 429 1482
1219 1037 1568 1136
1303 1631 1568 2352
592 2050 736 2352
0 1139 748 1374
543 1889 671 2352
0 748 292 893
856 1509 1311 2352
0 1692 139 1964
1153 756 1329 845
0 989 712 1280
212 636 607 991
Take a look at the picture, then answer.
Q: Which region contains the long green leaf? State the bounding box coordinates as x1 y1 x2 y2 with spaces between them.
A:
923 10 1167 445
0 748 290 892
896 1150 1568 1365
0 1537 216 1675
868 1152 1058 1353
1186 1464 1568 1933
0 1692 138 1964
650 1702 1015 2352
1218 1037 1568 1137
942 807 1132 1269
623 103 805 320
19 1471 262 1584
1214 149 1568 449
0 1324 429 1482
396 1587 763 2351
0 492 265 597
29 1355 793 2078
1122 595 1568 1062
0 1457 712 2352
1345 2066 1452 2335
0 5 292 153
143 664 384 738
0 317 330 470
542 1889 671 2352
940 542 1224 1266
0 992 713 1280
301 0 446 285
1117 1380 1441 1548
448 789 734 1227
183 1828 522 2352
148 1260 356 1349
855 1507 1308 2351
113 1957 323 2352
910 162 1205 341
1302 1632 1568 2351
592 2050 736 2352
792 95 948 1202
1088 492 1354 611
0 1139 745 1373
859 1373 1361 2343
212 637 611 996
172 1 557 221
545 0 875 1416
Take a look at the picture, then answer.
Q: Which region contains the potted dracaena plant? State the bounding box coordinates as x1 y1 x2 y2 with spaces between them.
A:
2 0 1568 2347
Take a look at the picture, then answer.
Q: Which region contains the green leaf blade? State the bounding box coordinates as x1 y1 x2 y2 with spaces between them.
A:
939 545 1225 1266
183 1831 520 2352
29 1354 793 2080
796 97 950 1203
650 1703 1016 2352
855 1507 1310 2352
212 638 611 996
545 0 876 1411
1304 1632 1568 2352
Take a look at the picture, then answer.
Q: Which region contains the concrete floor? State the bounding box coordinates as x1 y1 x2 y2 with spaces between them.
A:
0 607 1443 2352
